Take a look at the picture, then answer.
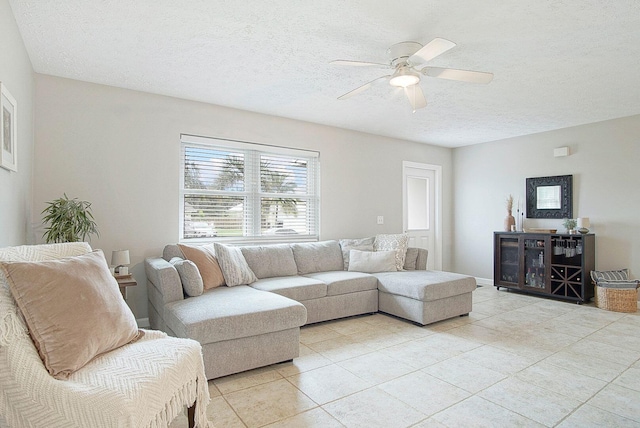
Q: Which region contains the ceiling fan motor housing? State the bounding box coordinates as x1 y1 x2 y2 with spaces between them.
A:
387 41 422 67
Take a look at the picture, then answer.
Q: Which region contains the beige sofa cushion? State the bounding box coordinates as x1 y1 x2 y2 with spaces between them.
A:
291 241 344 275
164 286 307 344
374 270 476 302
251 276 327 301
1 250 141 379
304 271 379 296
241 244 298 279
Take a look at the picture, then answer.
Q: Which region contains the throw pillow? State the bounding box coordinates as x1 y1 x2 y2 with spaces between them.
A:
169 257 204 297
590 268 629 283
339 237 375 270
348 250 397 273
403 247 420 270
374 233 409 271
0 250 141 380
213 243 258 286
177 243 225 289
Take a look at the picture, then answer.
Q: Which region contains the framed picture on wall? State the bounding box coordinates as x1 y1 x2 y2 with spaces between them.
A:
1 82 18 172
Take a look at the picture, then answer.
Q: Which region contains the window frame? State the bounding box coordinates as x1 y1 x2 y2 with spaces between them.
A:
179 134 320 244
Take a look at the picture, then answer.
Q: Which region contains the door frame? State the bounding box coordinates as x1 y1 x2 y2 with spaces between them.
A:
402 161 443 270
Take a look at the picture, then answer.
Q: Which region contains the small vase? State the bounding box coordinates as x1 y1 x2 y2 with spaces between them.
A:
504 210 516 232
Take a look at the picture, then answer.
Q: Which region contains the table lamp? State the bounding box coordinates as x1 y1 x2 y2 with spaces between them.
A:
577 217 590 234
111 250 130 275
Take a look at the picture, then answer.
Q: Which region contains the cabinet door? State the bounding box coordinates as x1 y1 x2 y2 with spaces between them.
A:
495 235 520 287
521 235 550 293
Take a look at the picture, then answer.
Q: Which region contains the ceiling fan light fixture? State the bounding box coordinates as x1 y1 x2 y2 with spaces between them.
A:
390 74 420 87
389 67 420 87
331 37 493 109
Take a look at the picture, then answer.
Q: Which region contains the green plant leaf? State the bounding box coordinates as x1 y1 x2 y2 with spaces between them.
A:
41 194 99 243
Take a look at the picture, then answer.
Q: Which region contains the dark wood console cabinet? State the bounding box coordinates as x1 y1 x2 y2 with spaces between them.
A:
494 232 595 303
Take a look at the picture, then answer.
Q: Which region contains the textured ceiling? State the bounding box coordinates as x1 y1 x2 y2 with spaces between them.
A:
8 0 640 147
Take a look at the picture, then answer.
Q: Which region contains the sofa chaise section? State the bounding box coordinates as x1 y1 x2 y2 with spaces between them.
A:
375 270 476 325
164 285 306 379
145 256 307 379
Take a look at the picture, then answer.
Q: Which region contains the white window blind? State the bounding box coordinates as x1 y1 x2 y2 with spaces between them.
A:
180 135 320 243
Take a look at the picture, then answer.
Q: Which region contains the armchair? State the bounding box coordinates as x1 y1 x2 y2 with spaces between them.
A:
0 243 212 428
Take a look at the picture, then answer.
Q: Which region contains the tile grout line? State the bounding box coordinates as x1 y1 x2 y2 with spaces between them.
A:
202 293 639 428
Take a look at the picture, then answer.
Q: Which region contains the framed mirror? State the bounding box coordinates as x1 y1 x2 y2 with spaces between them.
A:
526 175 573 219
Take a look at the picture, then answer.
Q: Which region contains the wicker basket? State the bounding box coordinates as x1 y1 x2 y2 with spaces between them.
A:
595 284 638 313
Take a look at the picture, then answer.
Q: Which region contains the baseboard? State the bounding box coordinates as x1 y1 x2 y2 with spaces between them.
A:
472 279 639 301
475 277 493 287
136 317 150 328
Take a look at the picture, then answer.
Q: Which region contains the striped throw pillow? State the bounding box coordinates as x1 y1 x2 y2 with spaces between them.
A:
591 269 629 283
213 243 257 286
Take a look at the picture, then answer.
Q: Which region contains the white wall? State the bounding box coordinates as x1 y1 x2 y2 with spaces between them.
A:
34 74 453 318
453 115 640 283
0 0 34 246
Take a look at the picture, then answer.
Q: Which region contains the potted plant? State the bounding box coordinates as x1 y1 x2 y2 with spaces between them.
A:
41 194 99 243
562 218 577 234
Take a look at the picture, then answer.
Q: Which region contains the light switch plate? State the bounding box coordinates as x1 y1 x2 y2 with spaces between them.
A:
377 215 384 225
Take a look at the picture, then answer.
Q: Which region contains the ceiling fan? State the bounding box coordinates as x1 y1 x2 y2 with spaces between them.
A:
330 38 493 112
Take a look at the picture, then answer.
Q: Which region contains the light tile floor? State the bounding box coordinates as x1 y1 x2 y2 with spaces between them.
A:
171 286 640 427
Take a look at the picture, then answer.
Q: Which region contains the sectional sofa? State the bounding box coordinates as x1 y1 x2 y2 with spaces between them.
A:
145 239 476 379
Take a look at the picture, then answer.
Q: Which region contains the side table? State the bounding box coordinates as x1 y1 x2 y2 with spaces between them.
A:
115 274 137 299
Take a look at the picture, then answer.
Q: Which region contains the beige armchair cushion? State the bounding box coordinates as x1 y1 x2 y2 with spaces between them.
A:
1 249 141 379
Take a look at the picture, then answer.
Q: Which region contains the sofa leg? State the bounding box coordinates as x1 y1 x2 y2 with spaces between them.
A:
459 313 469 317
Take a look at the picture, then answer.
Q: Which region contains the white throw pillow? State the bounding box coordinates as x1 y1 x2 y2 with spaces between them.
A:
339 237 375 270
348 250 397 273
213 243 258 286
374 233 409 271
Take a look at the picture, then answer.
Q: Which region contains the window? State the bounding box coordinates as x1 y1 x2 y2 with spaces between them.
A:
180 135 320 243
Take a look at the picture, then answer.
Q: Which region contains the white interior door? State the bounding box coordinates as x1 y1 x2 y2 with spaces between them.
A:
403 162 442 270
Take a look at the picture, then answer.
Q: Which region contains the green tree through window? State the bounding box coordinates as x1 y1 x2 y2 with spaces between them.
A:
180 136 319 241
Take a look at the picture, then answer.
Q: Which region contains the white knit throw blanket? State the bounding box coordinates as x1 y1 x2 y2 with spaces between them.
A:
0 243 212 428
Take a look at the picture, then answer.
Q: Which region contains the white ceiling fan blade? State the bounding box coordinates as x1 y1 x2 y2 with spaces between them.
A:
403 84 427 112
338 75 390 100
330 60 390 68
408 38 456 65
423 67 494 84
